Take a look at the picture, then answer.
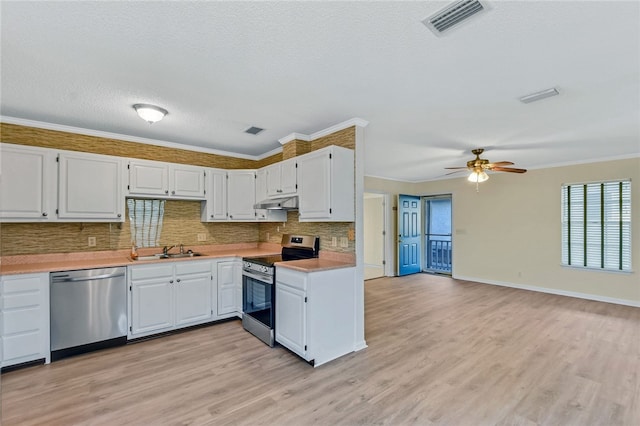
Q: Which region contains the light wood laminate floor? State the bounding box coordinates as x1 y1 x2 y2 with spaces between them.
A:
2 274 639 425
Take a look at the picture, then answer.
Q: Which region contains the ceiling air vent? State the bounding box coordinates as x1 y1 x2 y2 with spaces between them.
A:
423 0 488 35
244 126 265 135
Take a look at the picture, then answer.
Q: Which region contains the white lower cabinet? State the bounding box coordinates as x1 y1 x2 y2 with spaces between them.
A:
0 273 50 368
129 261 213 338
214 258 242 318
275 265 356 367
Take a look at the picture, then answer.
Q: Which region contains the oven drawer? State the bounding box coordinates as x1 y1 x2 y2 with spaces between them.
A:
275 267 307 291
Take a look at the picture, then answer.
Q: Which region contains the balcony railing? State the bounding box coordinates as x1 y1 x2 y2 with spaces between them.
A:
427 239 452 272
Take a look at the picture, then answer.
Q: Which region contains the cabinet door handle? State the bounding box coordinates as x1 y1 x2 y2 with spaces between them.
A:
170 280 174 284
176 278 181 283
165 190 169 194
117 213 122 218
210 214 214 218
42 212 48 217
171 190 175 195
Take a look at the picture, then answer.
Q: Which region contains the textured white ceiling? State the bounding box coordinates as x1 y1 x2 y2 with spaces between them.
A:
1 1 639 182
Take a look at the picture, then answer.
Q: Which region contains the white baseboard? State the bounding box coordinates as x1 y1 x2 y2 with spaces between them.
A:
354 340 368 352
452 274 640 308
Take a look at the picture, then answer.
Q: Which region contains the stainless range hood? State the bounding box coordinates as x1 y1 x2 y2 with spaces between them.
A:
254 196 299 210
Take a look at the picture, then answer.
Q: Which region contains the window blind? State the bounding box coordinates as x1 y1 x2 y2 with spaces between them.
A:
127 199 166 248
561 180 631 271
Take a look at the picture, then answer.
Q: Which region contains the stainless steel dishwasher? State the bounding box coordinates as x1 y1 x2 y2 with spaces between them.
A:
50 267 127 361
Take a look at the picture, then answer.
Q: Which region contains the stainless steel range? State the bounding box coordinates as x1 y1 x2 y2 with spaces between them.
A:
242 234 319 346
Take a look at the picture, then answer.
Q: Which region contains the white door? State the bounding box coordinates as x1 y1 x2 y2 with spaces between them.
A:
265 163 282 197
0 144 56 220
298 149 331 220
275 283 306 357
58 152 123 220
170 165 205 199
364 193 385 280
131 278 174 335
129 160 169 196
233 260 243 314
279 158 298 195
217 261 236 315
204 168 227 220
227 170 256 220
175 273 212 326
255 168 268 220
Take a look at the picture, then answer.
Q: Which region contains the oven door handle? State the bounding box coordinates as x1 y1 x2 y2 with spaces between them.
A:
242 270 273 284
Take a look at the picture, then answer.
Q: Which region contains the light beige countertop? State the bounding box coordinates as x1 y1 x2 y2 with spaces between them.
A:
276 258 355 272
0 243 282 275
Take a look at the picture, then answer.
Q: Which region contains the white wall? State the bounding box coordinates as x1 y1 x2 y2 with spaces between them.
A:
366 157 640 305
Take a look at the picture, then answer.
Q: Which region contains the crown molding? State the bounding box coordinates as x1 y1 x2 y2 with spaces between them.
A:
278 117 369 145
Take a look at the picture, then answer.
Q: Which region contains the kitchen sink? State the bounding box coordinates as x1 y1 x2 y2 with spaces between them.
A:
133 252 204 261
165 252 204 258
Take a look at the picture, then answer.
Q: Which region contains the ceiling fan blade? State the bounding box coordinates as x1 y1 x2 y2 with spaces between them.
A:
486 161 514 168
445 170 467 175
444 166 469 170
491 166 527 173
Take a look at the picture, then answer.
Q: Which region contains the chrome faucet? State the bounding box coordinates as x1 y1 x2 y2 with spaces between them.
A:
163 245 177 255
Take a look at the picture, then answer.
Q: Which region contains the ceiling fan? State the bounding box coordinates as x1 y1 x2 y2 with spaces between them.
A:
445 148 527 184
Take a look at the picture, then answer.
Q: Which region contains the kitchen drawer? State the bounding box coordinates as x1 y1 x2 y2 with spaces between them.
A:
2 275 43 293
3 331 41 360
175 260 211 276
275 267 307 291
130 264 174 281
3 306 41 334
3 291 41 310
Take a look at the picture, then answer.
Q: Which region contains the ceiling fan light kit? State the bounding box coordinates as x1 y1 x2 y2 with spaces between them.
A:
467 170 489 183
133 104 168 124
445 148 527 191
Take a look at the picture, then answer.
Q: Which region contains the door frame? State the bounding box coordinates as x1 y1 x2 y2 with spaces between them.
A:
363 191 393 277
422 193 453 275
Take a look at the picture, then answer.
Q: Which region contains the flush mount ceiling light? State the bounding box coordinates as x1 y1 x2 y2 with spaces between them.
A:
133 104 168 124
519 88 560 104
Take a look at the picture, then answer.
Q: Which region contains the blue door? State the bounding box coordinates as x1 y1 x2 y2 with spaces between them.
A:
397 194 421 276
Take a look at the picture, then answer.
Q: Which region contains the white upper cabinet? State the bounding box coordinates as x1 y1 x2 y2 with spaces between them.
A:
170 164 206 199
201 168 228 221
128 159 205 200
265 157 297 198
0 143 57 221
254 168 287 222
227 170 256 220
297 146 354 222
58 151 125 222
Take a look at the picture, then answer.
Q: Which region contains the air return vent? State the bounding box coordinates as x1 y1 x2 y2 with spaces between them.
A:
423 0 488 35
244 126 265 135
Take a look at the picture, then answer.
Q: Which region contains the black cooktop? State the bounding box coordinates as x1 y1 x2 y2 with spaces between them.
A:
243 255 283 267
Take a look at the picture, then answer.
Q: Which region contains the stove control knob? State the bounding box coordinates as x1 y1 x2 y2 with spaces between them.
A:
244 262 251 268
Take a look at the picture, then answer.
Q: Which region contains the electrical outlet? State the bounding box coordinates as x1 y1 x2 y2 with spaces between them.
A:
88 236 96 247
332 237 337 247
340 237 349 248
197 233 207 242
